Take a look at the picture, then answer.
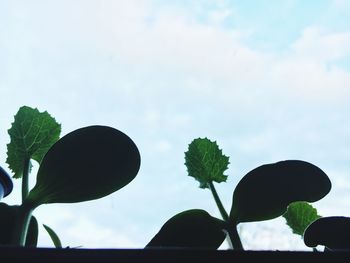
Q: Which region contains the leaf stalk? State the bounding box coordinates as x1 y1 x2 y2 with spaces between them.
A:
208 181 229 221
226 221 244 250
208 181 243 250
21 158 30 203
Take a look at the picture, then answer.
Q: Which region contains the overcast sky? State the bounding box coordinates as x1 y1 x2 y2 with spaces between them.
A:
1 0 350 250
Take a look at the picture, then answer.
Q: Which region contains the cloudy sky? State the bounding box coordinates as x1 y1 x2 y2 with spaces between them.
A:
1 0 350 250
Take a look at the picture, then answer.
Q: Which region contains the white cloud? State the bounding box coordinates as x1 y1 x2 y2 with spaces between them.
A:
239 218 310 251
208 9 232 25
292 26 350 62
271 58 350 103
64 217 137 248
3 0 350 110
33 203 146 248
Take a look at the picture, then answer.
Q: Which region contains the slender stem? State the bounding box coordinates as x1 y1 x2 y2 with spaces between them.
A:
208 181 244 250
208 181 229 221
226 221 244 250
22 159 30 203
11 203 33 246
208 182 243 250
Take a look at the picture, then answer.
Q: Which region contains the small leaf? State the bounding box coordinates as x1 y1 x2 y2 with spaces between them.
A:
230 160 331 223
146 209 226 249
6 106 61 178
304 216 350 249
27 125 141 206
185 138 229 189
283 201 321 236
43 224 62 248
0 203 38 246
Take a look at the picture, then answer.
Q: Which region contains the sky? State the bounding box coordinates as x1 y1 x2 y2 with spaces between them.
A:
1 0 350 250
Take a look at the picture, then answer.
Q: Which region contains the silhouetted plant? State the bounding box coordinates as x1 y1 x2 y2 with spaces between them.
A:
147 138 332 250
0 106 141 246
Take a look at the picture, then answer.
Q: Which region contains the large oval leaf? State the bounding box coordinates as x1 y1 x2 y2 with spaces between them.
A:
0 203 38 246
27 126 140 206
304 216 350 249
230 160 331 223
146 209 226 249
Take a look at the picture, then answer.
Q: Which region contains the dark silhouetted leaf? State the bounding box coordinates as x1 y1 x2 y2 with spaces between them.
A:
230 160 331 223
304 216 350 249
283 201 321 236
26 125 140 206
43 224 62 248
146 209 226 249
6 106 61 178
0 203 38 246
185 138 229 189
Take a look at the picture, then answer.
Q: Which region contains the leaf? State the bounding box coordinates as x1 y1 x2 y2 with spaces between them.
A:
26 125 141 206
230 160 331 223
146 209 226 249
0 165 13 198
6 106 61 178
304 216 350 249
283 201 321 236
43 224 62 248
184 138 229 189
0 203 38 246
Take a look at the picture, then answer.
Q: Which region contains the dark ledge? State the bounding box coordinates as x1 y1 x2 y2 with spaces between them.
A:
0 247 350 263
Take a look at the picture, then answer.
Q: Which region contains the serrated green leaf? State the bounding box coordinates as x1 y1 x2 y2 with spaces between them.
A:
184 138 229 189
43 224 62 248
230 160 331 223
6 106 61 178
26 126 141 206
146 209 226 249
283 201 321 236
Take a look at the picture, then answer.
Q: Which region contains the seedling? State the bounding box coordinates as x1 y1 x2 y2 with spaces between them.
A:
0 106 140 246
147 138 332 250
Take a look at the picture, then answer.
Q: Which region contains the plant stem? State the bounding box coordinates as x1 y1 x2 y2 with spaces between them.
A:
208 181 229 221
11 203 33 246
208 182 244 249
226 221 244 250
22 158 30 203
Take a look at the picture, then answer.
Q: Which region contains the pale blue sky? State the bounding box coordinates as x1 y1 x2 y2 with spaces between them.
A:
1 0 350 250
